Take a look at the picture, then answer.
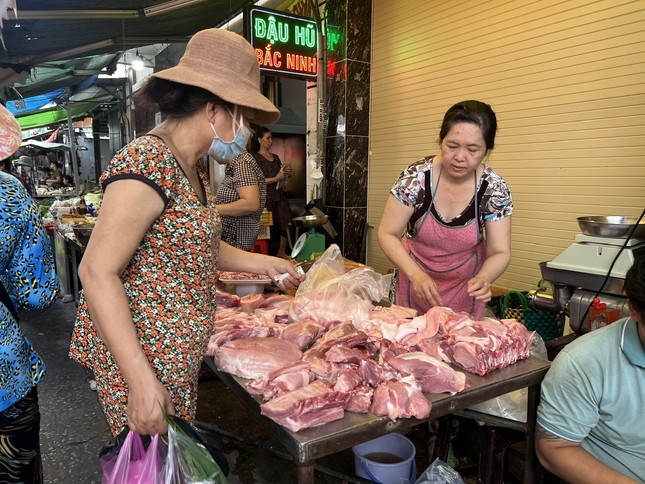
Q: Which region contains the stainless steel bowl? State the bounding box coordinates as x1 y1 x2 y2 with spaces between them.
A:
292 214 329 227
577 216 645 239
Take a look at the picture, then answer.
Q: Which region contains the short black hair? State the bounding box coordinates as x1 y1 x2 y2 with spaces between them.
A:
439 100 498 151
625 254 645 319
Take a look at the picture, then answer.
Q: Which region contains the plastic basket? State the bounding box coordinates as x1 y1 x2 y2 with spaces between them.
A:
501 281 561 342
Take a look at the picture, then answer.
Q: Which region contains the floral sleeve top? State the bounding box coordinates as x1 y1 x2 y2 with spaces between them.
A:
391 156 513 237
0 173 58 412
70 135 221 399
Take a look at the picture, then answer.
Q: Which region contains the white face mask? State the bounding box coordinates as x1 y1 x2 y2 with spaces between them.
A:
208 105 250 162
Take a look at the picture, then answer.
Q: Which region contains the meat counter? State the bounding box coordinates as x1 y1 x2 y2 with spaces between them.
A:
203 355 550 484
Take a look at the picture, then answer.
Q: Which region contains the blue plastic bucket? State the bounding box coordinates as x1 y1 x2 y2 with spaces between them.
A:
352 433 416 483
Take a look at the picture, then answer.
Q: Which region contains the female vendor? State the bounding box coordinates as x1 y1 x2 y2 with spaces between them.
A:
378 100 513 319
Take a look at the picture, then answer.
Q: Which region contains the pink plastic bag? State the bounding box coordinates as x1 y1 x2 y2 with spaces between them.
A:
101 431 164 484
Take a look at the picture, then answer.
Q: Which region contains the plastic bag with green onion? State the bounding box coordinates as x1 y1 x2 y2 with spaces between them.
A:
158 417 227 484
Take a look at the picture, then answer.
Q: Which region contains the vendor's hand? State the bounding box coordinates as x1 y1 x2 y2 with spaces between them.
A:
467 274 492 303
126 375 175 436
265 257 305 291
410 269 442 307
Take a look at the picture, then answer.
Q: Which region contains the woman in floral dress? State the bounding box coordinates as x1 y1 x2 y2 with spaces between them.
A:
69 29 303 438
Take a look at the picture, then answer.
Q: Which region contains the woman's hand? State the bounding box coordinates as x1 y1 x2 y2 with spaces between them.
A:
410 269 442 307
126 375 176 436
264 257 305 291
467 274 492 302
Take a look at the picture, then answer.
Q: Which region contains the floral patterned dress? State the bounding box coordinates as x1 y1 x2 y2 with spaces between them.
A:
69 135 221 436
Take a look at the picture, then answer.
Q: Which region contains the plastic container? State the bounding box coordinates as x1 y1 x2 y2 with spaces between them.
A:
353 433 416 484
219 279 270 297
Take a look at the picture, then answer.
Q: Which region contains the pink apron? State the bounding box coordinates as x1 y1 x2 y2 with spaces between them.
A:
396 167 487 319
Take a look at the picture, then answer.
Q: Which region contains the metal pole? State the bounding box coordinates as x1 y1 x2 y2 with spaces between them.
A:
65 101 81 193
312 0 327 177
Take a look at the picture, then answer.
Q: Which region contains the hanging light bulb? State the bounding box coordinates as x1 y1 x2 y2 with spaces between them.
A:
132 50 144 71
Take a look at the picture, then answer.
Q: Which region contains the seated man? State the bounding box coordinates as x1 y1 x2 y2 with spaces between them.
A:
536 254 645 483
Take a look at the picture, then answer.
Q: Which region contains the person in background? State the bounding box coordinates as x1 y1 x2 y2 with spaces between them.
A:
215 148 267 251
45 160 63 188
69 28 303 439
252 126 293 258
14 155 36 197
62 174 74 188
378 100 512 320
0 156 28 191
536 255 645 483
0 103 59 483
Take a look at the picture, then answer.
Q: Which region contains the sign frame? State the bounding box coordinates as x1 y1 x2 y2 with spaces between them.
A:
244 5 318 79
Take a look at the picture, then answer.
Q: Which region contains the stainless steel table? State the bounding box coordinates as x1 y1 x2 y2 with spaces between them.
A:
204 355 550 483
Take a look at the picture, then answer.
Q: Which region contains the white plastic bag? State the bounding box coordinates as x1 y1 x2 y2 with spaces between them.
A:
415 458 464 484
466 332 548 422
290 245 387 324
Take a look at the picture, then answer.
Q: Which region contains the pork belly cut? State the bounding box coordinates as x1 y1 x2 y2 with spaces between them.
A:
280 319 324 349
246 361 313 400
215 289 240 308
345 385 374 414
214 337 302 379
371 375 432 421
440 318 534 376
387 352 469 394
333 369 363 392
260 380 350 432
239 293 267 313
206 326 273 356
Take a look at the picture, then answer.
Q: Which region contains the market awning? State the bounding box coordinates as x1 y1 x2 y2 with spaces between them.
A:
16 102 100 130
20 140 71 152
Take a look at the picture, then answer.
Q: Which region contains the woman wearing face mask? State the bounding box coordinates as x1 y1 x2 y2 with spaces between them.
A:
69 29 304 438
378 100 512 320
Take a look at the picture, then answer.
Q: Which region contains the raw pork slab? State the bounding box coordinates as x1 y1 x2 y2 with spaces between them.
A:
214 337 302 379
387 352 469 394
260 380 350 432
371 375 432 421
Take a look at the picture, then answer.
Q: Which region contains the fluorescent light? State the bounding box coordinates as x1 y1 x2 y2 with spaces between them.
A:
143 0 207 17
34 39 115 63
132 50 145 71
132 59 145 71
9 9 140 20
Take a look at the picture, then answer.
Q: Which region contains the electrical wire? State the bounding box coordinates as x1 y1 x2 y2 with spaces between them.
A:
574 207 645 337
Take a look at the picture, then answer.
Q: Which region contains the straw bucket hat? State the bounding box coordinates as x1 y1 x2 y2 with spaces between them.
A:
0 103 21 160
152 29 280 125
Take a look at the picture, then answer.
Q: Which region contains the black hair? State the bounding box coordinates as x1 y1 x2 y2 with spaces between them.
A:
438 100 498 151
250 126 271 155
134 77 228 119
625 254 645 319
63 175 74 185
0 158 11 171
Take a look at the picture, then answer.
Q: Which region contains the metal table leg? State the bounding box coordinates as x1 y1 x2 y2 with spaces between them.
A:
297 464 315 483
523 383 540 484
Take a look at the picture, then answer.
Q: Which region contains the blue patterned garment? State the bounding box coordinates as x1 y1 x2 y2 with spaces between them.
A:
0 172 58 412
